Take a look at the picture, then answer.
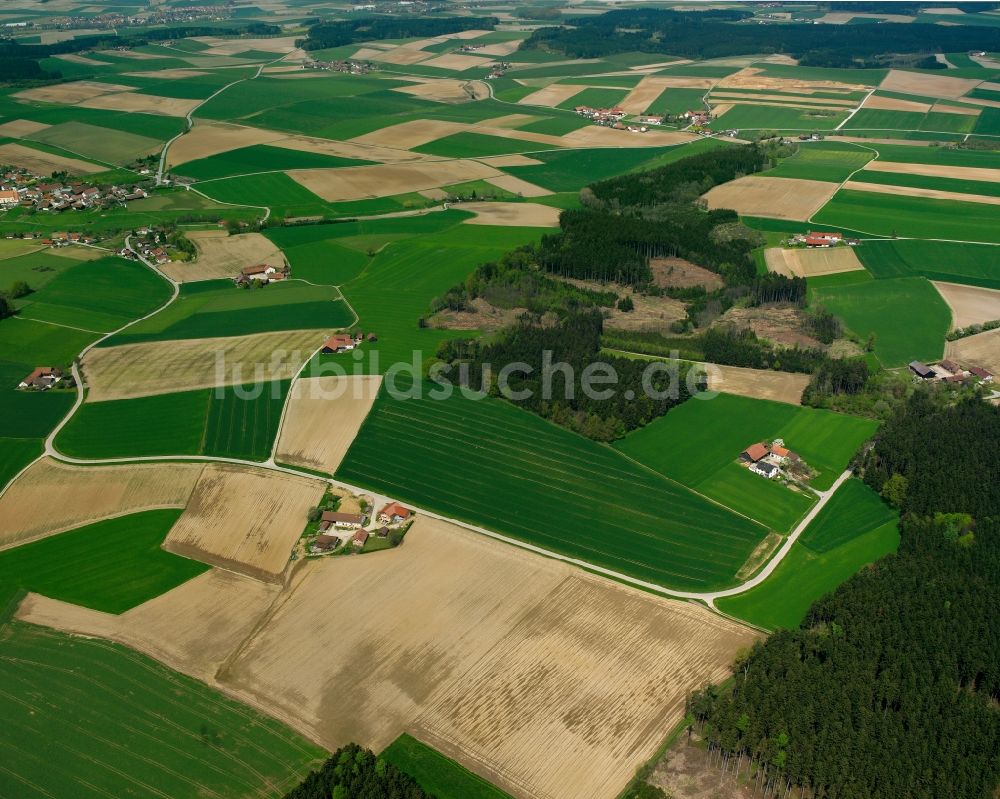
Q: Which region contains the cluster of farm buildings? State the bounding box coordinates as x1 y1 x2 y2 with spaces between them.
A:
790 230 860 248
233 263 289 285
0 168 148 213
304 58 373 75
740 440 801 480
16 366 65 391
321 331 377 352
309 502 413 554
125 227 177 265
909 359 993 384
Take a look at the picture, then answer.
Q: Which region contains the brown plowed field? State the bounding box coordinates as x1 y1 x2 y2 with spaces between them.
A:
932 282 1000 329
161 231 287 282
702 176 838 221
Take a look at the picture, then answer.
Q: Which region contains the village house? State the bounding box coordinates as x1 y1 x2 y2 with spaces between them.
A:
310 534 339 553
352 529 370 548
234 263 287 285
636 115 664 126
969 366 994 383
0 189 20 207
18 367 63 390
377 502 413 525
740 442 769 463
750 461 780 479
321 333 356 353
321 510 366 530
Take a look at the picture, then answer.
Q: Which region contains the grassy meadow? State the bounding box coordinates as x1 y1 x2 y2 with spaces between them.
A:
337 378 768 591
176 144 374 180
765 141 873 182
0 510 206 614
810 276 951 366
857 239 1000 289
101 280 352 346
381 734 512 799
0 622 326 799
717 479 899 629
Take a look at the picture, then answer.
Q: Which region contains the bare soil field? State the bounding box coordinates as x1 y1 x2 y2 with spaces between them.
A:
17 570 281 683
162 231 287 282
420 53 491 71
53 53 108 66
945 327 1000 374
879 69 980 99
620 77 688 114
459 201 561 227
0 458 203 550
124 68 208 79
367 46 434 66
819 11 914 23
393 79 476 103
193 35 299 56
0 119 51 137
643 76 716 89
95 48 163 60
517 83 594 108
843 180 1000 206
561 126 695 147
650 257 725 290
482 113 538 128
219 516 758 799
275 375 383 475
289 160 501 202
82 329 329 401
0 142 103 175
931 102 981 116
164 463 325 581
351 119 467 150
702 176 838 221
79 91 200 117
478 40 522 57
718 68 869 93
863 160 1000 183
478 154 543 167
764 247 865 278
700 363 810 405
932 281 1000 329
829 135 933 147
15 80 134 103
484 173 552 197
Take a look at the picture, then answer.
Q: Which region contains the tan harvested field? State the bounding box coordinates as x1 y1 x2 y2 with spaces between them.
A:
704 366 810 405
351 118 467 149
0 143 103 175
123 68 208 79
164 463 325 581
53 53 108 66
193 35 299 55
620 77 687 114
862 93 931 113
819 11 914 23
289 160 501 202
945 327 1000 374
0 458 203 550
879 69 980 99
477 40 523 57
931 102 981 116
459 201 561 227
484 173 552 197
218 516 758 799
718 68 869 93
79 91 199 117
864 160 1000 183
711 103 734 118
843 180 1000 206
517 83 593 108
932 282 1000 329
96 48 163 60
482 112 538 128
17 570 281 682
0 119 50 137
650 257 725 290
478 154 543 167
275 375 382 475
81 329 330 401
561 126 696 147
369 46 434 66
702 176 838 221
764 247 865 278
170 121 421 169
829 135 934 147
15 80 134 103
161 230 287 282
711 99 850 113
393 79 477 103
712 91 857 107
420 53 491 71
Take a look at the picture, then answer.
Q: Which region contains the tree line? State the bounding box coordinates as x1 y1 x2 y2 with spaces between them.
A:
523 8 1000 67
687 395 1000 798
282 744 430 799
299 16 498 51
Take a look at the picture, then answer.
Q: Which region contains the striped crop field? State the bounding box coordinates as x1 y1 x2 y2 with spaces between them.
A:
336 381 768 591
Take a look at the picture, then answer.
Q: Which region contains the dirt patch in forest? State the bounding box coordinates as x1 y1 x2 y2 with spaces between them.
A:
427 297 529 333
650 257 725 290
718 305 826 350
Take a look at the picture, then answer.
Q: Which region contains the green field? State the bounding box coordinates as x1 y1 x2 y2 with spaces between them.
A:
176 144 374 180
0 622 325 798
646 87 709 115
814 189 1000 243
842 108 927 131
28 120 166 165
15 256 171 333
707 104 849 131
765 141 873 182
0 437 41 492
101 280 352 345
850 168 1000 198
516 114 592 135
413 131 559 158
0 510 207 613
717 479 899 629
195 172 332 219
856 238 1000 289
381 734 512 799
337 378 768 591
864 144 1000 169
56 380 289 460
810 276 951 366
616 392 878 492
697 463 816 534
556 86 630 110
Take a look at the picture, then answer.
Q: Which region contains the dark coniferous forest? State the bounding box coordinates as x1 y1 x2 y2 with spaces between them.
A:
690 396 1000 798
